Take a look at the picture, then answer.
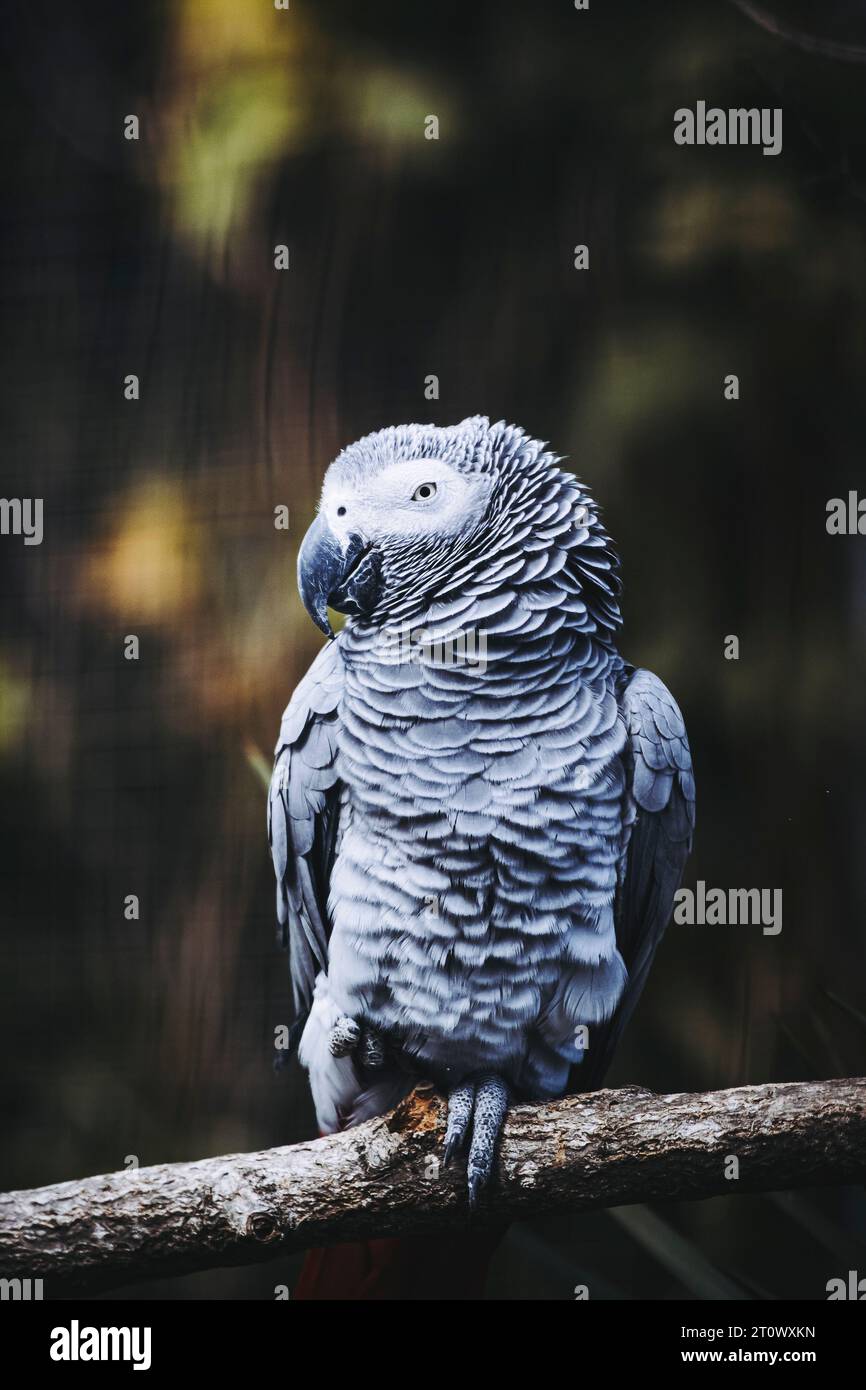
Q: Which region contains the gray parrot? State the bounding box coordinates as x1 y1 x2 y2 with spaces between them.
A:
269 416 694 1205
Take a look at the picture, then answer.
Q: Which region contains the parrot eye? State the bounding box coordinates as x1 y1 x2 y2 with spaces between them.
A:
411 482 437 502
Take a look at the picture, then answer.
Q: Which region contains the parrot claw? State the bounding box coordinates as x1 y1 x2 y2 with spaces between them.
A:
328 1014 361 1057
358 1027 386 1070
443 1079 475 1166
328 1015 386 1069
444 1073 509 1205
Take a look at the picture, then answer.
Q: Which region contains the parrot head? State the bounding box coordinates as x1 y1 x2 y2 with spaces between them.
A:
297 415 616 637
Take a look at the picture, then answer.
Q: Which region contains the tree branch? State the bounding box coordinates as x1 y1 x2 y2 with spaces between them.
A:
1 1078 863 1294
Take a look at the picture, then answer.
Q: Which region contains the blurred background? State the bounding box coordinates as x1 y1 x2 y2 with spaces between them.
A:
1 0 865 1299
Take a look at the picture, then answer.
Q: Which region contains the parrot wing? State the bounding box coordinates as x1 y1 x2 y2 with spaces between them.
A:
268 635 344 1045
580 666 695 1089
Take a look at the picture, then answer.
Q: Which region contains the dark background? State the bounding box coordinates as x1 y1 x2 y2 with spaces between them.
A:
1 0 864 1298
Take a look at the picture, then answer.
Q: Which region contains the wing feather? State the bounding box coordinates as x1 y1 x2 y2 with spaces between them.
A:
579 666 695 1089
268 637 344 1042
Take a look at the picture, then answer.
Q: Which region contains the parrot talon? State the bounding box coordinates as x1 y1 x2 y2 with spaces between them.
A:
328 1015 387 1068
328 1014 361 1057
444 1073 509 1202
443 1080 476 1166
442 1133 465 1168
359 1027 386 1070
465 1074 509 1205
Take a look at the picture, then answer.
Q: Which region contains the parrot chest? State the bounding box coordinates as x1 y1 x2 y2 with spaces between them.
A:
324 664 626 1057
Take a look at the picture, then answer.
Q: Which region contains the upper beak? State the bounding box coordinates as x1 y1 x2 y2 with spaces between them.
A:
297 513 373 636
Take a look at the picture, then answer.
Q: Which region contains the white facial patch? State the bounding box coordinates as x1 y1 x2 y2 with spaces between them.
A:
323 458 490 542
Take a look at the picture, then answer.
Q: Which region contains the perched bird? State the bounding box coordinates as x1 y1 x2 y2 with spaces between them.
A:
269 416 694 1288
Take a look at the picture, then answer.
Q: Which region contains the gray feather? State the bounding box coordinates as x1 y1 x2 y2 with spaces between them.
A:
268 417 694 1131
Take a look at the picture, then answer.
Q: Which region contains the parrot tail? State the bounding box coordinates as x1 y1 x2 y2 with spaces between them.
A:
292 1226 508 1300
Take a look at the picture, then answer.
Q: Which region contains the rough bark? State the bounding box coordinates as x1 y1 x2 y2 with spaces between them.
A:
1 1078 863 1295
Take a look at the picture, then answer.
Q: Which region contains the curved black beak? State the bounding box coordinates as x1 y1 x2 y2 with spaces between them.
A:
297 513 376 636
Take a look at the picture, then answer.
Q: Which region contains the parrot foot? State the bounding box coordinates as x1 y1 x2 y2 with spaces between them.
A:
443 1073 509 1208
327 1014 386 1069
328 1014 360 1057
358 1028 386 1069
442 1081 475 1165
